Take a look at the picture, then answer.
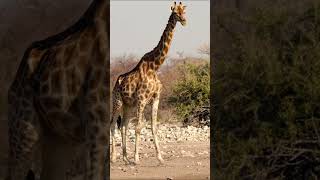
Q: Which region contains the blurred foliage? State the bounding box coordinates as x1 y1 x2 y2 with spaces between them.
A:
213 1 320 179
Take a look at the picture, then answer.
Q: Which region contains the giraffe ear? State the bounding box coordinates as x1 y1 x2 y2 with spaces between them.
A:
183 5 187 9
171 6 174 11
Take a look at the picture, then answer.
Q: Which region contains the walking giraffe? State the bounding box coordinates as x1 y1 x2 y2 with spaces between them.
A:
6 0 109 179
110 2 187 165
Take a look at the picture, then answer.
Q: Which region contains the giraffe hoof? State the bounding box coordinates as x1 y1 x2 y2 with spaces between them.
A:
123 158 134 165
134 160 140 165
158 157 165 165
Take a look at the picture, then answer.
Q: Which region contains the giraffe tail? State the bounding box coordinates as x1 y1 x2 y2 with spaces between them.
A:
116 115 121 129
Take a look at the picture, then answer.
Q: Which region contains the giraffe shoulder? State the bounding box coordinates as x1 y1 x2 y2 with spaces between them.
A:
26 46 48 74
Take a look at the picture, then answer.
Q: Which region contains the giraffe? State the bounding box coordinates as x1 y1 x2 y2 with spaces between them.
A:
6 0 109 179
110 2 187 165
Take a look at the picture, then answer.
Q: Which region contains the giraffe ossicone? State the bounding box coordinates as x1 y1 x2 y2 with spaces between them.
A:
110 1 187 165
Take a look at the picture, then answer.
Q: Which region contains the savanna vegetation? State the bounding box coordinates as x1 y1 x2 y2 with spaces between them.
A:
213 0 320 179
111 47 210 124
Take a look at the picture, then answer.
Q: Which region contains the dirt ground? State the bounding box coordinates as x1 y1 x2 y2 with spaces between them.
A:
0 124 210 180
110 141 210 180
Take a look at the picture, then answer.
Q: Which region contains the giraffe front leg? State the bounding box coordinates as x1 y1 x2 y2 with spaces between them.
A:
134 120 144 165
151 97 164 164
134 102 146 165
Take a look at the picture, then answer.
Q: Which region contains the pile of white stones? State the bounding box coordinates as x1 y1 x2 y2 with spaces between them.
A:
113 123 210 143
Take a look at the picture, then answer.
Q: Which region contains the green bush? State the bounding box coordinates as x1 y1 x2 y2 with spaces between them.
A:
168 60 210 119
214 1 320 178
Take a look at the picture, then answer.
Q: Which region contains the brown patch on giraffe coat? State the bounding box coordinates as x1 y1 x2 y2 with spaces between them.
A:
67 67 81 94
130 83 136 91
125 84 130 90
87 93 98 103
155 60 161 66
28 48 46 74
41 83 50 94
51 70 62 93
149 62 154 70
63 44 77 66
142 62 148 73
91 39 105 65
163 45 169 55
88 68 102 90
79 33 90 52
147 70 154 76
94 106 106 123
142 84 147 89
40 97 62 109
77 55 89 73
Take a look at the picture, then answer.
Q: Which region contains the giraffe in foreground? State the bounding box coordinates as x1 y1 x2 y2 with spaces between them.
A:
110 2 187 165
6 0 109 179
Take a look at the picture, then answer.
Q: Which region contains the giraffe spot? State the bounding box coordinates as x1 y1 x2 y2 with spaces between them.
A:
101 89 108 100
130 83 136 90
147 71 153 76
63 44 77 66
149 62 154 69
40 83 49 94
124 84 130 91
91 41 104 65
28 48 44 74
142 84 147 89
88 71 101 90
88 94 98 103
41 97 61 109
67 68 81 95
95 106 107 122
51 71 62 93
123 92 130 97
92 125 99 133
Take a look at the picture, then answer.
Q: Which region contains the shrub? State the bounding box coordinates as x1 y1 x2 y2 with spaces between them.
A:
168 60 210 119
213 1 320 178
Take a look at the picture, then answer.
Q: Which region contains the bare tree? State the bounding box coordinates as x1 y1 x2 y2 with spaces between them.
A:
198 43 210 56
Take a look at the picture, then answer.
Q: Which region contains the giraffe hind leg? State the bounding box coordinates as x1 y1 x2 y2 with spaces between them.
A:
120 106 134 165
111 97 122 163
111 111 121 163
151 97 164 164
133 102 146 165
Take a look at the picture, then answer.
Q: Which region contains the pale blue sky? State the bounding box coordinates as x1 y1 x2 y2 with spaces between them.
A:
110 1 210 59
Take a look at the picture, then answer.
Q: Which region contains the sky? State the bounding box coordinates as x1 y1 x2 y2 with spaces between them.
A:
110 1 210 59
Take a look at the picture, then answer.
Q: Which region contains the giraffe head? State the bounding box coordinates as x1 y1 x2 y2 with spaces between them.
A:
171 1 187 26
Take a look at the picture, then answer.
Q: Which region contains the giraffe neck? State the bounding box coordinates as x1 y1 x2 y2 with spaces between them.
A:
150 13 177 70
92 0 108 58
